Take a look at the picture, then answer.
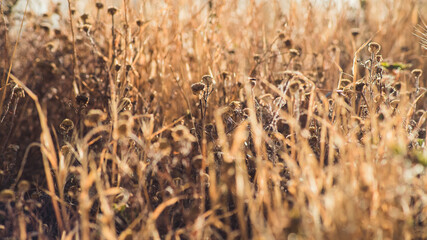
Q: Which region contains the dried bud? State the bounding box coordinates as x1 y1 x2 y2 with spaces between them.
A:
80 13 89 23
0 189 15 202
375 55 383 62
82 24 91 33
368 42 381 54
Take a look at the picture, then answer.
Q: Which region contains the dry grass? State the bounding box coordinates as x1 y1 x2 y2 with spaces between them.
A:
0 0 426 239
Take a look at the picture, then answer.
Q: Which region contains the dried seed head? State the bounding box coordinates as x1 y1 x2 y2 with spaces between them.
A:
289 80 300 95
393 82 402 91
283 38 292 48
375 55 383 62
201 75 214 86
289 49 299 58
108 7 118 16
76 93 89 106
60 119 74 134
355 81 365 92
13 86 25 98
368 42 381 54
17 180 30 193
339 79 352 89
119 98 132 112
253 54 261 63
85 109 107 127
136 19 145 27
191 82 206 95
116 120 131 138
82 24 91 33
171 125 197 142
249 78 257 88
95 2 104 9
411 69 423 78
0 189 15 202
350 28 360 37
80 13 89 23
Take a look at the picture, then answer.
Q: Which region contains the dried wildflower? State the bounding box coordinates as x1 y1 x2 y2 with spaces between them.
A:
108 7 118 16
411 69 423 78
60 119 74 134
0 189 15 202
289 49 299 58
85 109 107 127
191 82 206 95
368 42 381 54
95 2 104 9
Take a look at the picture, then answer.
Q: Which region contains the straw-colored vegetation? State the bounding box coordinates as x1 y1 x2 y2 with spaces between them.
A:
0 0 426 239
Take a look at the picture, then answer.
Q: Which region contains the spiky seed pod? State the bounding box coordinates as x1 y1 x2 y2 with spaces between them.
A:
411 69 423 78
60 119 74 134
351 28 360 37
85 109 107 127
368 42 381 54
95 2 104 9
107 7 118 16
289 49 299 58
289 81 300 94
191 82 205 95
355 81 365 92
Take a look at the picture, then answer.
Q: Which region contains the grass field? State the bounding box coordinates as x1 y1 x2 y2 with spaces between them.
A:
0 0 426 239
